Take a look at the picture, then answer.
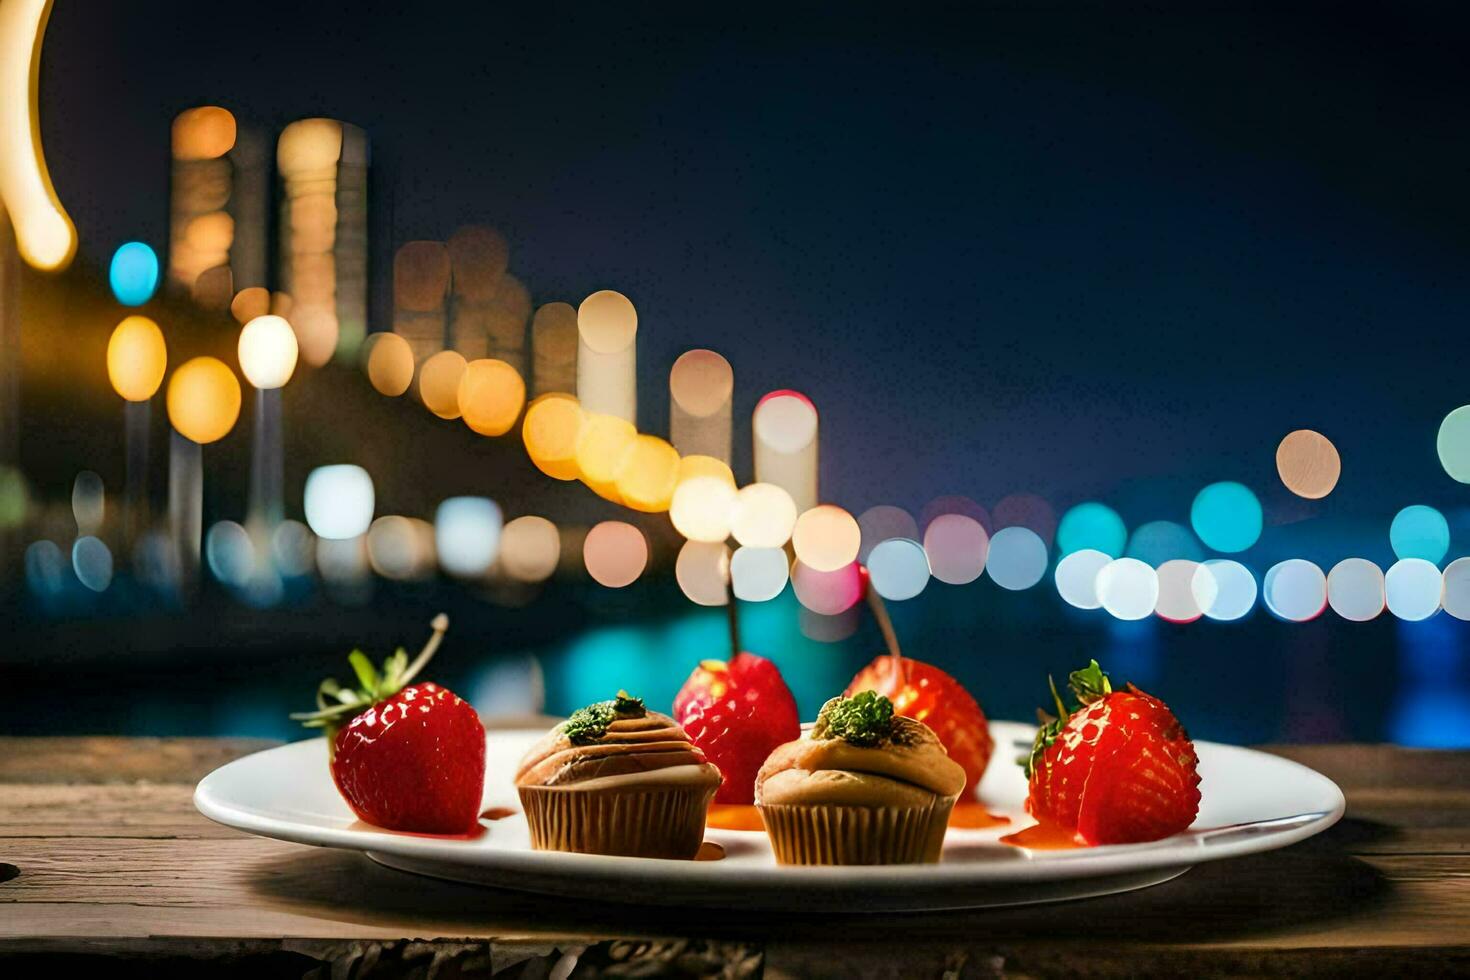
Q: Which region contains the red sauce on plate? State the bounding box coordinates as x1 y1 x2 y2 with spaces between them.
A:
948 802 1011 829
706 803 764 831
999 821 1083 850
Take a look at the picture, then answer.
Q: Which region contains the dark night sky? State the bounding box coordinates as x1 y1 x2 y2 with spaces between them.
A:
37 2 1470 562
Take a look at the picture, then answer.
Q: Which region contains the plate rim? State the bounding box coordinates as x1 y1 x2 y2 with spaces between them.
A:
194 721 1345 889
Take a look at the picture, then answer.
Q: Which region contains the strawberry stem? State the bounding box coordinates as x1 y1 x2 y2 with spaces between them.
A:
724 579 741 660
866 587 909 688
290 614 451 731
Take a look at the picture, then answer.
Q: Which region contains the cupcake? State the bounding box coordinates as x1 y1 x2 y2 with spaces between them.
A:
755 691 966 865
515 691 722 859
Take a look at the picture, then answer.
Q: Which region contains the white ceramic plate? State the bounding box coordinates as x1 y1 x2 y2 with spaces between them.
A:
195 722 1344 912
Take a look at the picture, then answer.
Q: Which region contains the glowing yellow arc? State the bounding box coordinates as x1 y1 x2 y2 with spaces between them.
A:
0 0 75 271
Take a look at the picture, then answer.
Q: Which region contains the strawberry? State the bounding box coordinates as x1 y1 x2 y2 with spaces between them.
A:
673 651 800 805
846 655 994 800
1024 661 1200 845
291 615 486 834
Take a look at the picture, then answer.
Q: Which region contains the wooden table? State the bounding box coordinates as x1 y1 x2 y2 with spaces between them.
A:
2 738 1467 978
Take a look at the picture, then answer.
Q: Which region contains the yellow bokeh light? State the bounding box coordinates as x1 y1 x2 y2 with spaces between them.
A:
0 0 76 270
730 482 798 549
418 350 467 419
791 504 861 572
575 412 637 502
276 118 343 177
1276 429 1341 500
230 286 271 325
522 393 584 481
171 106 236 161
677 454 735 488
106 315 167 402
237 314 298 390
457 358 526 436
577 289 638 353
364 332 415 396
166 356 241 444
670 475 737 542
613 434 680 513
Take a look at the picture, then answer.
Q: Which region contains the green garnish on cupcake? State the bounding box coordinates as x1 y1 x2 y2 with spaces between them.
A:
562 690 647 744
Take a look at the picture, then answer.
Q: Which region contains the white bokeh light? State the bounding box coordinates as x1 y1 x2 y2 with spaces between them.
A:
303 465 375 540
434 497 503 578
1385 558 1442 621
867 537 930 601
1327 558 1384 622
1054 548 1110 610
1155 559 1204 623
1263 559 1328 622
1096 557 1159 620
730 546 789 601
1193 559 1256 621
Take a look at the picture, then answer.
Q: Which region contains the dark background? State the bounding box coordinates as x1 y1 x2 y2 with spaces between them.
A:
7 2 1469 746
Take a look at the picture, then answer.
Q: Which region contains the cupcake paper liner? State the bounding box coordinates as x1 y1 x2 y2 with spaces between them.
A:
519 782 716 860
759 798 956 865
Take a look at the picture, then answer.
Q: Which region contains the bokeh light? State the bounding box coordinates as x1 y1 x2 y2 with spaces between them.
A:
418 350 467 419
366 516 436 581
1193 559 1257 621
730 546 789 601
171 106 236 160
575 413 637 502
25 540 66 597
583 521 647 588
1155 559 1204 623
1442 558 1470 622
577 290 637 422
106 316 167 402
364 332 415 396
1327 558 1385 622
922 513 989 585
791 504 860 572
271 520 315 577
669 349 734 462
1190 482 1262 553
498 515 560 583
457 358 526 436
676 540 731 606
577 289 638 352
108 242 159 306
670 475 736 543
791 560 863 615
730 483 798 548
522 393 584 480
919 495 991 534
992 492 1056 547
867 537 930 601
1389 504 1450 563
613 434 680 512
434 497 502 578
986 526 1048 591
1263 559 1328 622
231 287 271 325
205 520 255 587
0 466 30 530
677 454 735 487
71 470 104 535
752 391 818 512
1436 406 1470 484
303 464 374 540
1276 429 1341 499
1054 548 1110 609
237 315 299 389
1125 520 1202 565
1385 558 1443 621
1095 557 1158 620
71 536 113 593
166 356 241 444
857 505 919 563
1056 502 1126 558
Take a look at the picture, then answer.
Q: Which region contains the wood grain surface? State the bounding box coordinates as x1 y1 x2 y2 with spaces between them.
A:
1 737 1466 978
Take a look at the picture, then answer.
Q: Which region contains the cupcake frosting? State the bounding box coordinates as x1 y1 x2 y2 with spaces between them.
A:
756 692 967 805
516 692 720 789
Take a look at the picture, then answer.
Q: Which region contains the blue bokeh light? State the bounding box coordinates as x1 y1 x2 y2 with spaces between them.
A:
1190 481 1262 553
1126 519 1203 565
1056 502 1126 558
108 241 160 306
1389 504 1450 564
